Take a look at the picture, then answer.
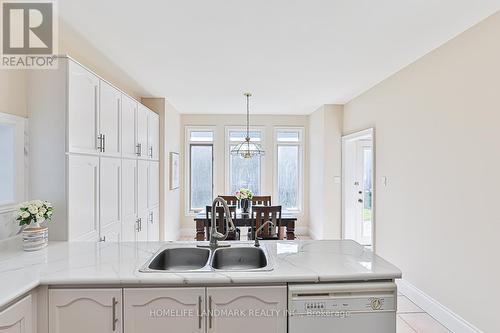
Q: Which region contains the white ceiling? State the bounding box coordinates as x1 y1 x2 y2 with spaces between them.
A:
59 0 500 114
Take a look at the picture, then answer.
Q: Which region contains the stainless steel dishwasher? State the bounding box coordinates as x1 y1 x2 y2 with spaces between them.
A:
288 282 397 333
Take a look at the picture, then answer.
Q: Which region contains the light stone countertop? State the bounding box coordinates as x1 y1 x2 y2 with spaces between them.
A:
0 238 401 308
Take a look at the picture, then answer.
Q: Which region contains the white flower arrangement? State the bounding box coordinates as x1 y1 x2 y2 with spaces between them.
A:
235 188 254 200
16 200 54 226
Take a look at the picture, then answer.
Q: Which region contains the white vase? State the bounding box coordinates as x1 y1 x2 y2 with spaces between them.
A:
22 223 48 251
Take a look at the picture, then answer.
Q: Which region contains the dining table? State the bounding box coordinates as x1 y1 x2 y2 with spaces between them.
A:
193 207 297 241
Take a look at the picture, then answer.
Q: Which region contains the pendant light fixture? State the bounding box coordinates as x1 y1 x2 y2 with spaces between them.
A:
230 93 265 159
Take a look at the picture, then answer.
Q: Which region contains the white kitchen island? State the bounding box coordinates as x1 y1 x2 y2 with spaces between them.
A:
0 239 401 333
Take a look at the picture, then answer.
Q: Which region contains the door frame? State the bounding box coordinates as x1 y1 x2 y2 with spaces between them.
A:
341 128 376 251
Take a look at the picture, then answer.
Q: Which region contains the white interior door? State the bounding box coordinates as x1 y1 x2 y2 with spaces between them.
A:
342 129 374 248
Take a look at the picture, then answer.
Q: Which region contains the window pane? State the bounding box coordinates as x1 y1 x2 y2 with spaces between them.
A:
229 130 261 142
0 124 15 205
277 145 299 209
190 145 213 210
190 131 213 142
230 147 260 195
277 130 299 142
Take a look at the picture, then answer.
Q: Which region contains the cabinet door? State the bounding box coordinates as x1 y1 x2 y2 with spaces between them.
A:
124 288 204 333
49 289 122 333
0 295 33 333
100 157 121 242
148 161 159 209
68 154 100 241
136 105 149 159
68 60 100 155
137 160 149 213
121 159 137 242
147 111 159 160
100 81 121 157
121 95 137 159
147 207 159 241
206 286 287 333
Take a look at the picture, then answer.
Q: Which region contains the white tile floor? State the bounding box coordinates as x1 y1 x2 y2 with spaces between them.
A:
179 234 451 332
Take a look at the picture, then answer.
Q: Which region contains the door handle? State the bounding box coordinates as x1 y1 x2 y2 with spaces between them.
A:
198 296 202 329
358 199 363 203
136 143 142 156
97 134 103 152
208 295 213 329
102 134 106 153
112 297 118 331
149 147 153 158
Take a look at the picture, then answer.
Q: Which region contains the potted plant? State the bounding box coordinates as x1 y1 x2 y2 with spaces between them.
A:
16 200 53 251
235 188 253 214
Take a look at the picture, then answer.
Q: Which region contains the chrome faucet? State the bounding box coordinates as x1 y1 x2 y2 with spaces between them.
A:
253 220 274 247
199 197 236 250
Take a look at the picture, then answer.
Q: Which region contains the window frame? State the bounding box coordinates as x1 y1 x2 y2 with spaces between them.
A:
273 127 304 214
184 126 215 215
0 112 27 213
224 126 266 195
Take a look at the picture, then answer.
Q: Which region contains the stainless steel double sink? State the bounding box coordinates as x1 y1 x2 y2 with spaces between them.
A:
139 244 273 273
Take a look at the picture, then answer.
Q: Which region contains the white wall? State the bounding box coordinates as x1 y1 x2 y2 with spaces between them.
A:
343 11 500 332
0 71 26 117
180 114 309 236
308 105 343 239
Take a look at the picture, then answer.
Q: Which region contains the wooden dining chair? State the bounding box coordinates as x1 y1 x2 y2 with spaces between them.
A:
218 195 239 206
251 195 272 206
205 205 239 241
252 205 283 240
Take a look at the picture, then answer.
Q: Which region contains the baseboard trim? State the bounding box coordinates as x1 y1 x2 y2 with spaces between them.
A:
397 279 482 333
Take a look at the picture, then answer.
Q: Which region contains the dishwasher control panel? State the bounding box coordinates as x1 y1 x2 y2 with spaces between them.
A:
288 282 397 315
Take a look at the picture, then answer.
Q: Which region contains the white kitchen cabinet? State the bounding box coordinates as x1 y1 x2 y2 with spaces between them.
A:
68 60 100 155
148 161 160 208
121 94 137 159
100 157 122 242
49 289 122 333
28 56 160 242
136 105 149 159
137 160 149 213
99 81 121 157
68 154 100 241
206 286 287 333
123 288 204 333
121 158 137 242
147 207 160 241
148 111 160 160
0 295 33 333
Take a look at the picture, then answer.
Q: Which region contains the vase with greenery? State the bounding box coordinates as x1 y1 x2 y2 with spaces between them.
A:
235 188 253 214
16 200 53 251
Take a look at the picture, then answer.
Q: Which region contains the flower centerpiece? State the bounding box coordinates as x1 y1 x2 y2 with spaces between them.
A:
16 200 53 251
235 188 253 214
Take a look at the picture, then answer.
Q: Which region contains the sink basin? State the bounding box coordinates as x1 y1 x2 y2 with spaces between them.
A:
211 246 269 270
145 247 210 271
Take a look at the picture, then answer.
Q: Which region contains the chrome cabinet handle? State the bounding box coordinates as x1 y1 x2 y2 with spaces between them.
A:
102 134 106 153
112 297 118 331
97 134 103 152
136 143 142 156
149 146 153 158
208 296 212 329
99 236 106 242
135 219 141 232
149 211 153 224
198 296 202 329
